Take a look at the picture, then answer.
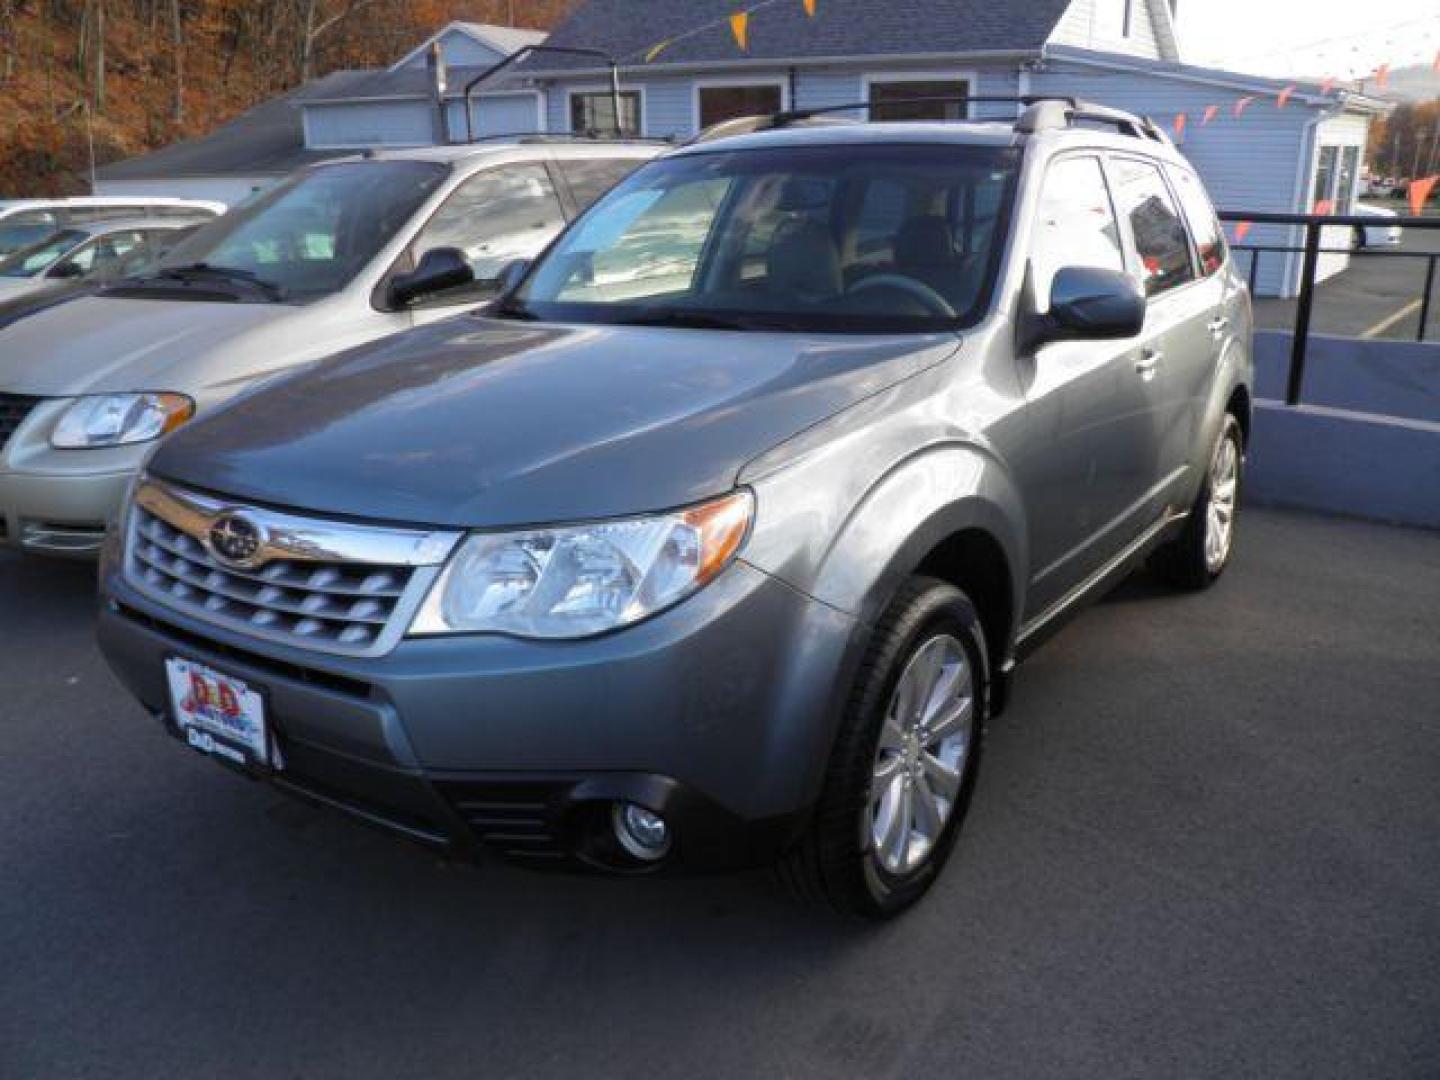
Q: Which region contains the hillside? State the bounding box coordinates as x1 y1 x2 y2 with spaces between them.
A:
0 0 576 196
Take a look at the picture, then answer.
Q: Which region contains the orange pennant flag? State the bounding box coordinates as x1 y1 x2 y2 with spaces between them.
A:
729 11 749 51
1375 64 1390 90
1202 104 1220 125
1313 199 1334 216
1320 76 1336 95
802 0 817 14
1233 222 1252 244
1174 113 1187 138
644 39 673 63
1276 85 1295 109
1410 176 1438 217
1433 50 1440 74
1235 96 1256 118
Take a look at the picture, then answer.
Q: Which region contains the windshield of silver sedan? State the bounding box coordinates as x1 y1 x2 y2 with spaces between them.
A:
506 143 1020 332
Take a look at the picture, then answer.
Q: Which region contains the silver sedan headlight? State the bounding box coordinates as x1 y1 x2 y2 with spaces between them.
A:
50 393 194 449
409 490 754 639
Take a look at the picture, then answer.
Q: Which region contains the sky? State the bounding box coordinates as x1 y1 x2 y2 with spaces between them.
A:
1179 0 1440 80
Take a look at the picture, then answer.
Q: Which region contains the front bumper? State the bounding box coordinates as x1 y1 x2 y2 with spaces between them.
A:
0 467 132 556
97 557 858 872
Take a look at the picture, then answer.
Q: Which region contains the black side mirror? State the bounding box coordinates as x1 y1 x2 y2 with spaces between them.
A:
388 247 474 308
49 261 86 280
1021 266 1146 351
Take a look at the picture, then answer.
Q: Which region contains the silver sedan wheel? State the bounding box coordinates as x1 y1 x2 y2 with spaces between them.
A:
1205 430 1241 574
869 634 974 875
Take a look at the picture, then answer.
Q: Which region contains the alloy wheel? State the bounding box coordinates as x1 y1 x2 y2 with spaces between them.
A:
868 634 974 875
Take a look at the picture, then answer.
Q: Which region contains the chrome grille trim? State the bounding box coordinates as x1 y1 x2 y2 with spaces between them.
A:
124 478 462 657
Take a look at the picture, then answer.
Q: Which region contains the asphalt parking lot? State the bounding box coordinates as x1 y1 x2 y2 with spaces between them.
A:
1252 223 1440 341
3 507 1439 1079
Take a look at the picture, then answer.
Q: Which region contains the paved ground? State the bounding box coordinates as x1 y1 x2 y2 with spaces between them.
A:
1252 224 1440 341
3 508 1439 1079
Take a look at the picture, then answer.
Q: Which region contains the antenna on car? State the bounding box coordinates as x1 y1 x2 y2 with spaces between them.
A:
463 45 626 144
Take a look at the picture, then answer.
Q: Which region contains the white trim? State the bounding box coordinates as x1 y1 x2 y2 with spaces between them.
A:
690 74 789 134
862 68 980 119
565 83 648 137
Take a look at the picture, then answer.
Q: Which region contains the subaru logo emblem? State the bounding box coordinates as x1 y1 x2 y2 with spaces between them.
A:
208 513 264 568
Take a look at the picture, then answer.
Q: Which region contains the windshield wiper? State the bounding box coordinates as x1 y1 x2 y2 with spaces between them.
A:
153 263 286 300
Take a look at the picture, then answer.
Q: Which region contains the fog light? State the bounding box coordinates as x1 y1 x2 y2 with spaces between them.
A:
612 802 671 861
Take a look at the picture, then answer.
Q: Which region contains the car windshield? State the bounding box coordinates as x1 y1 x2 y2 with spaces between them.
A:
149 160 449 301
510 143 1021 332
0 230 85 277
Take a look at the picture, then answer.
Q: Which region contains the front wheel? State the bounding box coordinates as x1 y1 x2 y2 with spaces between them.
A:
780 578 988 919
1150 413 1244 590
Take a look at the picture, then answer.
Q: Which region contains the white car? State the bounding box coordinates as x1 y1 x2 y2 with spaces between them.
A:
0 140 660 555
0 197 225 256
1353 203 1403 249
0 217 206 300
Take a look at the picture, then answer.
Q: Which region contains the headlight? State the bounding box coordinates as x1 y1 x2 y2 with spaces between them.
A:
410 490 754 639
51 393 194 449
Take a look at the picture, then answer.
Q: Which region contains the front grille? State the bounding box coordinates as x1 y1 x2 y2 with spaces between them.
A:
0 393 41 451
123 478 460 657
131 507 415 652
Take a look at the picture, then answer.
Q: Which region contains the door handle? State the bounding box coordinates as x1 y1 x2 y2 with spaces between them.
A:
1207 316 1230 337
1136 349 1162 380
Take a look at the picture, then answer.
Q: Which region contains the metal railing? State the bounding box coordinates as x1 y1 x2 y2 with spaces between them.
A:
1218 210 1439 405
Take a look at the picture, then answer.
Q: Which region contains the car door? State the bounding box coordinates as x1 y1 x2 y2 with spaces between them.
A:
1014 153 1163 619
403 162 569 326
1107 156 1217 507
1166 163 1241 456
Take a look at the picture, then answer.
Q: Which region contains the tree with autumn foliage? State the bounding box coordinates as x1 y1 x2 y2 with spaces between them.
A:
0 0 577 196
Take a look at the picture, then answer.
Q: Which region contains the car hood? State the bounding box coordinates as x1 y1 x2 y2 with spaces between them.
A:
0 295 299 395
0 277 48 301
150 315 959 528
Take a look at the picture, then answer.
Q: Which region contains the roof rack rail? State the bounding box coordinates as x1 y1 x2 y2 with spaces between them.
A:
1017 99 1172 145
772 95 1081 126
684 95 1170 148
464 131 674 145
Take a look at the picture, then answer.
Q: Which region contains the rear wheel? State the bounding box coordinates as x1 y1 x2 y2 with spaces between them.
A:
780 578 987 920
1150 414 1244 590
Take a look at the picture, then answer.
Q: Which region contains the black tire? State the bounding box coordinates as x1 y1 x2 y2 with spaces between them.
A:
779 577 988 920
1149 413 1245 590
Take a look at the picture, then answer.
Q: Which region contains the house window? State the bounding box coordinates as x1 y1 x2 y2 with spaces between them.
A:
867 78 970 122
570 91 641 137
1313 146 1340 211
697 83 784 129
1336 146 1361 214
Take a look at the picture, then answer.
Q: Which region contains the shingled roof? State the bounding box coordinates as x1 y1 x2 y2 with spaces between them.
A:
525 0 1077 70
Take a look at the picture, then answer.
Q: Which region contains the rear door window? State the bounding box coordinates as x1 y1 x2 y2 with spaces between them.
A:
1108 157 1198 297
1167 166 1227 277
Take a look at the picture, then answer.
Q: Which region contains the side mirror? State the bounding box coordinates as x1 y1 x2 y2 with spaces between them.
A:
1022 266 1146 351
49 261 86 280
388 247 473 308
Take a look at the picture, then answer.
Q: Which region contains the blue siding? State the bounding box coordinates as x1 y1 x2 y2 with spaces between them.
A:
445 93 541 140
398 28 507 70
304 101 433 148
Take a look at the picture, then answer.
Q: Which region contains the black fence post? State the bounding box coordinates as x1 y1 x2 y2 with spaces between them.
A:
1288 220 1323 406
1419 255 1437 345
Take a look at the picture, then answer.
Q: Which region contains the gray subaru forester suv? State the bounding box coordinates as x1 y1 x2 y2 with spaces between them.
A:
98 98 1252 919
